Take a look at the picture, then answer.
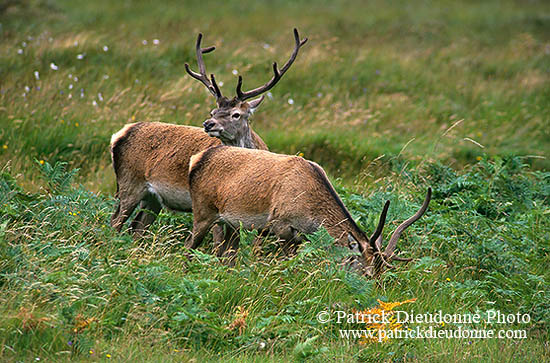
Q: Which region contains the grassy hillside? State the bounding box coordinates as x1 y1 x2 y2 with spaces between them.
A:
1 0 549 192
1 0 549 361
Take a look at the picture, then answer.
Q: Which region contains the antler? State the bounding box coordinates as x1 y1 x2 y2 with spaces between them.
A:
236 28 308 101
184 33 223 100
369 201 395 272
383 188 431 261
371 188 432 274
369 200 390 250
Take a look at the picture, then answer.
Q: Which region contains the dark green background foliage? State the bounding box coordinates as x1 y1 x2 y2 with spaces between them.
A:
1 0 549 361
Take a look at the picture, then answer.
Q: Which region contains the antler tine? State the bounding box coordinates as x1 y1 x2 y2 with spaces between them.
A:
236 28 308 101
184 33 222 99
210 74 222 99
368 201 393 275
369 199 388 251
280 28 308 74
369 200 390 251
383 187 432 260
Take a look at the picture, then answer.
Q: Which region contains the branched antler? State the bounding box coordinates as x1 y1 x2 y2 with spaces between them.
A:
184 33 222 100
236 28 308 101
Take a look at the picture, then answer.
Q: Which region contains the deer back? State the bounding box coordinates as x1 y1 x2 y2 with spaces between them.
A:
188 146 367 244
111 122 265 191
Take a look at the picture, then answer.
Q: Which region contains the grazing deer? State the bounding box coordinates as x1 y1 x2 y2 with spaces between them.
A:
187 146 431 276
110 29 308 234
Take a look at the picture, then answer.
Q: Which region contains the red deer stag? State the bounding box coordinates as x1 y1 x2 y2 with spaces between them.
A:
110 29 308 235
187 146 431 276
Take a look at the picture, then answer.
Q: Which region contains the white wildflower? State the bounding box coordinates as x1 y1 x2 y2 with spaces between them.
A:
103 45 108 52
153 39 160 45
34 71 39 80
50 63 58 71
288 98 294 105
258 341 266 349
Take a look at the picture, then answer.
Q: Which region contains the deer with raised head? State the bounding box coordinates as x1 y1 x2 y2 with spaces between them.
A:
110 29 308 234
187 146 431 276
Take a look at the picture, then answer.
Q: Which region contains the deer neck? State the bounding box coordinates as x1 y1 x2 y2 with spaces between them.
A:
229 123 256 149
322 198 369 248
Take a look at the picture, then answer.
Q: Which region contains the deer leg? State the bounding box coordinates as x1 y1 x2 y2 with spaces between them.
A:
211 224 225 255
271 222 303 256
252 230 269 251
215 225 240 258
281 234 303 256
111 185 146 232
130 194 162 236
110 203 121 228
186 214 217 250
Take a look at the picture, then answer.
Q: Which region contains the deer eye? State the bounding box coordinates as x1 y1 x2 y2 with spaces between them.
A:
349 241 358 250
232 113 240 119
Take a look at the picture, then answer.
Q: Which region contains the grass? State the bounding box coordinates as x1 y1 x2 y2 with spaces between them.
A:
1 0 549 192
0 158 548 361
1 0 549 361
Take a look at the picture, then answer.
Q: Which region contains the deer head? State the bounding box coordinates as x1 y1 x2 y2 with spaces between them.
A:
185 29 307 147
346 188 432 278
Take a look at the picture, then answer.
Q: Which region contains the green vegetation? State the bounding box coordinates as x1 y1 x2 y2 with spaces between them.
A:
1 158 548 361
2 0 549 191
1 0 549 361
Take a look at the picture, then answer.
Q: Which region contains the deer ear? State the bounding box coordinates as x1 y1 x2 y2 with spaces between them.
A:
247 95 265 113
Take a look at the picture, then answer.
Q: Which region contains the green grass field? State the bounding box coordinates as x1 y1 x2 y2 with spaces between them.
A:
1 0 549 361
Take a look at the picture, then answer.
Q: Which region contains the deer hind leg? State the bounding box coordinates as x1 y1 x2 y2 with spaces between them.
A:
186 206 218 250
271 221 303 256
211 224 225 255
130 193 162 236
111 184 147 232
215 225 240 262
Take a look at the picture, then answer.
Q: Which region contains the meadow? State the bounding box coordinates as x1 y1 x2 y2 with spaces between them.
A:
1 0 549 361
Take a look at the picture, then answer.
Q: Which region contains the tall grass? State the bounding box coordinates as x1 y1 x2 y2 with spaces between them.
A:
0 157 548 361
